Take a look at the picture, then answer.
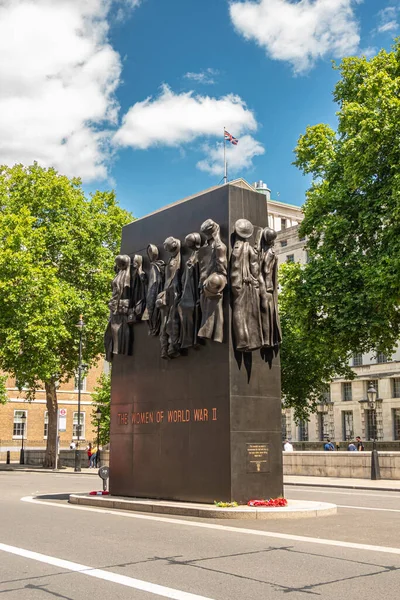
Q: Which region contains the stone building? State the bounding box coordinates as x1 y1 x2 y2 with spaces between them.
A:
274 216 400 445
0 361 107 461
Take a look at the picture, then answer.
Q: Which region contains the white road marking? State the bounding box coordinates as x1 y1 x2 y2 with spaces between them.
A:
338 505 400 513
21 496 400 556
287 488 400 499
0 542 215 600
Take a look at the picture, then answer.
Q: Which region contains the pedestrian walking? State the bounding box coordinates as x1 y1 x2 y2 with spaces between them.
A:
89 445 97 468
86 442 92 467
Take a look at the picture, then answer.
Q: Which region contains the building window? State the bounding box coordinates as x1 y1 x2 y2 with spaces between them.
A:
286 254 295 263
73 412 85 439
393 378 400 399
15 379 29 390
342 411 354 441
322 387 331 403
281 218 287 230
352 353 363 367
298 420 309 441
282 414 287 441
366 409 377 440
377 352 387 364
342 382 352 401
13 410 27 438
44 411 49 439
393 409 400 441
318 413 329 441
74 375 87 392
280 240 288 248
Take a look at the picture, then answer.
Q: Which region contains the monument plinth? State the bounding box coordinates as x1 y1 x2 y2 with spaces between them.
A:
109 182 283 503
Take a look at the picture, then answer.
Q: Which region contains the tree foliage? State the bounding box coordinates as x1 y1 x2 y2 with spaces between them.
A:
0 163 132 465
91 372 111 446
281 41 400 418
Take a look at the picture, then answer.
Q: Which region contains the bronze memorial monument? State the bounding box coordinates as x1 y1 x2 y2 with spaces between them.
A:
106 182 283 503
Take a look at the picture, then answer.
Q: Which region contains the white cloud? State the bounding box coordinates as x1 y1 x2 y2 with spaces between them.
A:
377 6 399 34
184 68 219 85
229 0 361 74
360 46 377 59
114 84 258 149
197 135 265 176
0 0 124 181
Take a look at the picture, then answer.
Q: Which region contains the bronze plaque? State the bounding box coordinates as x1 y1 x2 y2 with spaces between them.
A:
246 443 269 473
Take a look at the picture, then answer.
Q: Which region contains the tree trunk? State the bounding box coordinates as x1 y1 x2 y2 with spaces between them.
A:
43 380 58 468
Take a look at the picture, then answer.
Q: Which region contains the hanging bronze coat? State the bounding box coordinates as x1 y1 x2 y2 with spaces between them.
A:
144 244 165 336
198 219 227 343
230 219 263 352
259 227 282 348
156 237 182 359
128 254 147 324
177 233 201 349
104 254 133 361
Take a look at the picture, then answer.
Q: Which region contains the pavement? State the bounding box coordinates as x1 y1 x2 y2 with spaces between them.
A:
2 464 400 491
284 474 400 492
1 470 400 600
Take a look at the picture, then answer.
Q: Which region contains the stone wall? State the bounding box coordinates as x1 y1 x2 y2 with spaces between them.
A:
283 451 400 479
23 449 110 468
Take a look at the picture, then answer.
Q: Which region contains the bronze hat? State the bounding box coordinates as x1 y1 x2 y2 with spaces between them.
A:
235 218 254 239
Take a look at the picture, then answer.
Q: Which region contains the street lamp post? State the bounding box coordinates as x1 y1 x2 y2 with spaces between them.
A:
74 315 85 473
95 407 101 468
19 412 26 465
367 382 380 480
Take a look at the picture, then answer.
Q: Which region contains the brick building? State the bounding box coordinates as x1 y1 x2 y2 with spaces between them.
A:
0 360 108 461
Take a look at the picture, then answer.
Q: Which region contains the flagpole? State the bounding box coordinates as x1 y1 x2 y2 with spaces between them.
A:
223 127 227 184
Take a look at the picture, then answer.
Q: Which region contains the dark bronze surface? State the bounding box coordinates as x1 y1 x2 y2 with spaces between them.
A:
157 237 182 359
177 233 201 349
104 254 133 362
259 227 282 348
198 219 227 343
144 244 165 336
230 219 263 352
110 184 283 503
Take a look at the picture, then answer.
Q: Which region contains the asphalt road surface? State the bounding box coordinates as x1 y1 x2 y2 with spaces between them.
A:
1 471 400 599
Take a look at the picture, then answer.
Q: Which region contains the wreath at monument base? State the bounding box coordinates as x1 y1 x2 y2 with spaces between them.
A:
247 498 288 507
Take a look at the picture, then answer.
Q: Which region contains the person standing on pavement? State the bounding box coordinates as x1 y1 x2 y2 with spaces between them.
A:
324 439 335 451
356 436 365 451
86 442 93 467
89 444 97 468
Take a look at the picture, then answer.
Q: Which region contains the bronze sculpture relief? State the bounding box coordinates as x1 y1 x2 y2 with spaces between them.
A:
156 236 182 359
198 219 227 343
259 227 282 348
104 254 133 361
145 244 165 335
177 233 202 349
128 254 147 324
231 219 263 352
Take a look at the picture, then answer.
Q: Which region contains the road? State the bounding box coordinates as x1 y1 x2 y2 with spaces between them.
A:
1 471 400 599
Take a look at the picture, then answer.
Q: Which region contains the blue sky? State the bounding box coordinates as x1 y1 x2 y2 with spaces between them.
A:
1 1 398 217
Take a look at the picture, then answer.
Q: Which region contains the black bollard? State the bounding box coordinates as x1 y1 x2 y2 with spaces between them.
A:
6 450 10 464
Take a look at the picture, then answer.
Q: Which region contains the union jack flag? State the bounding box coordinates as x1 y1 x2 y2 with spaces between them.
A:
224 130 239 145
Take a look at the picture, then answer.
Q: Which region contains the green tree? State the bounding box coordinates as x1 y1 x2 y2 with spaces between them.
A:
91 372 111 446
0 163 132 467
281 41 400 418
